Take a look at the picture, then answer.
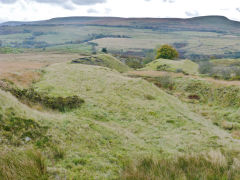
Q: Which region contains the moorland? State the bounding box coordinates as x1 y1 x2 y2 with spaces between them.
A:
0 16 240 179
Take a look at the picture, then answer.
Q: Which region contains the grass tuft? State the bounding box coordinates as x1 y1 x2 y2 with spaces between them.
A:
0 148 48 180
121 151 240 180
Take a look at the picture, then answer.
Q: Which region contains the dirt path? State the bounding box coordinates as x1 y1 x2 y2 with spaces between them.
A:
128 70 240 86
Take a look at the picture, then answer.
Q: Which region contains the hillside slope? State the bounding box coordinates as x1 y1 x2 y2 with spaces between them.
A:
0 62 239 178
31 62 239 178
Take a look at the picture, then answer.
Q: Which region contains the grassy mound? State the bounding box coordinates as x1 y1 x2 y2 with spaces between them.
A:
32 62 239 178
141 75 240 139
72 54 130 73
143 59 199 75
0 61 239 178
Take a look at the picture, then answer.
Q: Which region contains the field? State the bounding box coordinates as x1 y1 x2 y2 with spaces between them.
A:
0 16 240 179
1 23 240 59
0 52 239 179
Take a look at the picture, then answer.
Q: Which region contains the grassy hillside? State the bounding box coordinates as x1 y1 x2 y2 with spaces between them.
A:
0 60 240 179
143 59 199 75
128 71 240 138
32 62 239 178
72 54 130 72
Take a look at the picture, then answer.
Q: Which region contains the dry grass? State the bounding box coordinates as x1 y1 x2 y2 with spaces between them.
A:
1 71 41 88
0 148 48 180
0 52 83 87
121 151 240 180
0 61 46 74
0 52 81 63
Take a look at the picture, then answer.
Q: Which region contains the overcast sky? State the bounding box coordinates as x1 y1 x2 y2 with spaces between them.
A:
0 0 240 22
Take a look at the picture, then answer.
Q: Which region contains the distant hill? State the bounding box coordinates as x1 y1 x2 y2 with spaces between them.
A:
1 16 240 33
1 16 240 60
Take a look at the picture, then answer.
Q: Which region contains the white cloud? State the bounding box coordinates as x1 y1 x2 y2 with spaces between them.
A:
0 0 240 22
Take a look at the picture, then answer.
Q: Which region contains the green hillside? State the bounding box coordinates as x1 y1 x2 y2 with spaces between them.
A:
72 54 130 72
143 59 199 74
33 63 239 178
0 61 240 179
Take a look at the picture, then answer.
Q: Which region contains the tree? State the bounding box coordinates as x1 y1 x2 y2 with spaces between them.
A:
101 48 108 53
155 44 179 60
0 40 2 47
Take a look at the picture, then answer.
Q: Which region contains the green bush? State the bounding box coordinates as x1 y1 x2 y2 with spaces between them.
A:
6 87 84 112
156 45 179 60
101 47 108 53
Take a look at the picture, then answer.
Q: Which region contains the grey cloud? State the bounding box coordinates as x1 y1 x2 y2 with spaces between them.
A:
0 0 17 4
0 0 106 8
145 0 175 3
185 11 199 17
35 0 106 5
72 0 106 5
87 8 99 13
163 0 175 3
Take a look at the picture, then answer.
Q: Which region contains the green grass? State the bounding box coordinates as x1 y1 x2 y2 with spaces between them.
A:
143 59 199 75
72 54 130 72
122 151 240 180
0 47 23 54
0 148 48 180
0 61 239 178
141 75 240 138
32 62 239 178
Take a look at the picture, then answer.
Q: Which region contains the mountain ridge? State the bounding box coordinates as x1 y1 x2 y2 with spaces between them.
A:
1 15 239 34
1 15 239 25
